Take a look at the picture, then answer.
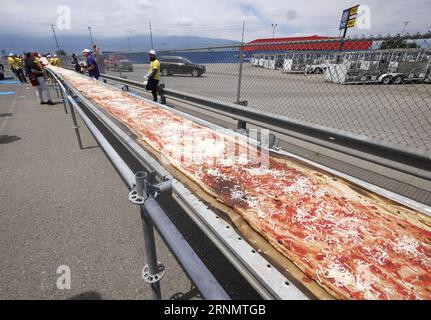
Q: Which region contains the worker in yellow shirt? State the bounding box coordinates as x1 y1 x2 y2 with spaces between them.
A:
145 50 160 102
8 53 27 83
53 54 61 66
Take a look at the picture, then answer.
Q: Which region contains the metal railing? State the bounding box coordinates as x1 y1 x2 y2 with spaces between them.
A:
48 68 313 300
47 69 230 300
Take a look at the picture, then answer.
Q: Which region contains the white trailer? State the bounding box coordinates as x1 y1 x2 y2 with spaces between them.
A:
325 48 431 84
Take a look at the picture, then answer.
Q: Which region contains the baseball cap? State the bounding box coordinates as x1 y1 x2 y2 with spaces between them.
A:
82 49 91 53
149 50 156 55
9 53 14 57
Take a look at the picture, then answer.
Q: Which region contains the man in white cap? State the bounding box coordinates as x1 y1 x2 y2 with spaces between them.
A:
39 54 50 67
82 49 100 79
25 52 54 105
145 49 160 102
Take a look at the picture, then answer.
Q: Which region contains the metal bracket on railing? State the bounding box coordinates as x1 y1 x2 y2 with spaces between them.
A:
128 189 146 205
142 263 166 284
128 172 172 204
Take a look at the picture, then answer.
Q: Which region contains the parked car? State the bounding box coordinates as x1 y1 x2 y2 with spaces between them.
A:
158 56 206 77
104 54 133 72
305 63 328 74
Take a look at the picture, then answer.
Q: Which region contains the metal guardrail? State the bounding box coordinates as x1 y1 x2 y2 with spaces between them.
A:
48 67 431 301
48 69 230 300
91 72 431 180
52 68 311 300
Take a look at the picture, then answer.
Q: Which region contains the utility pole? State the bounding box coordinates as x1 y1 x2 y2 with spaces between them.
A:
88 26 94 47
127 37 132 52
51 24 60 53
149 22 154 49
401 21 411 34
271 23 277 38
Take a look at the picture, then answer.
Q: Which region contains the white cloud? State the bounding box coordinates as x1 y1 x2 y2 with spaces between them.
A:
137 0 153 8
176 17 194 27
0 0 429 42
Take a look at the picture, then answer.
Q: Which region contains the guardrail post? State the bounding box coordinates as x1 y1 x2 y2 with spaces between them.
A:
66 96 84 150
236 100 248 130
59 86 68 114
133 171 164 300
54 79 60 98
159 84 166 105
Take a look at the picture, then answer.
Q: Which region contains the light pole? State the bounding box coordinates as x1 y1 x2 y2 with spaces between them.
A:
88 26 94 47
401 21 411 34
149 22 154 50
51 24 60 53
271 23 277 38
127 37 132 52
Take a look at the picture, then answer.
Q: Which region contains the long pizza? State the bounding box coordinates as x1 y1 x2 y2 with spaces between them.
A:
50 67 431 300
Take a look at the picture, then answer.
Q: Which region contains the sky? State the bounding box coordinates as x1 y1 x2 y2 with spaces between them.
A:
0 0 430 44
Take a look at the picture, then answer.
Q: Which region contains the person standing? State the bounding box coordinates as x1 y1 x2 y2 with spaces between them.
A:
71 53 82 73
0 62 4 80
93 44 105 74
145 50 160 102
8 53 27 83
82 49 100 80
39 54 50 67
52 54 61 66
25 52 54 105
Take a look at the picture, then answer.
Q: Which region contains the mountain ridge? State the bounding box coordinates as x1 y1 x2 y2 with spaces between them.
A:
0 34 240 55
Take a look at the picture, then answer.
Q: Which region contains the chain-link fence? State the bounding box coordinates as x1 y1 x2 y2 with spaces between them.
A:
72 33 431 156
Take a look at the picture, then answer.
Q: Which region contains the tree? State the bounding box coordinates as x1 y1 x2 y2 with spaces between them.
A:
380 37 419 50
56 49 66 56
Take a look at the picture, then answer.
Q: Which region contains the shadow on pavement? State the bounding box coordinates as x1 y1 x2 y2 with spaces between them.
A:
169 284 202 300
67 291 103 300
0 113 12 117
82 145 100 150
0 135 21 144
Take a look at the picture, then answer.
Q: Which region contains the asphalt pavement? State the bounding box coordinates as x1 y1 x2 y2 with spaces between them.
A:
106 63 431 153
0 80 194 299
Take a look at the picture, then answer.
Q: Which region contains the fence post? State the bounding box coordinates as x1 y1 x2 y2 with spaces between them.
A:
235 43 247 130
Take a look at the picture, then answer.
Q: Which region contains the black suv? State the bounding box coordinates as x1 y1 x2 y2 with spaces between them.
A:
159 56 206 77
